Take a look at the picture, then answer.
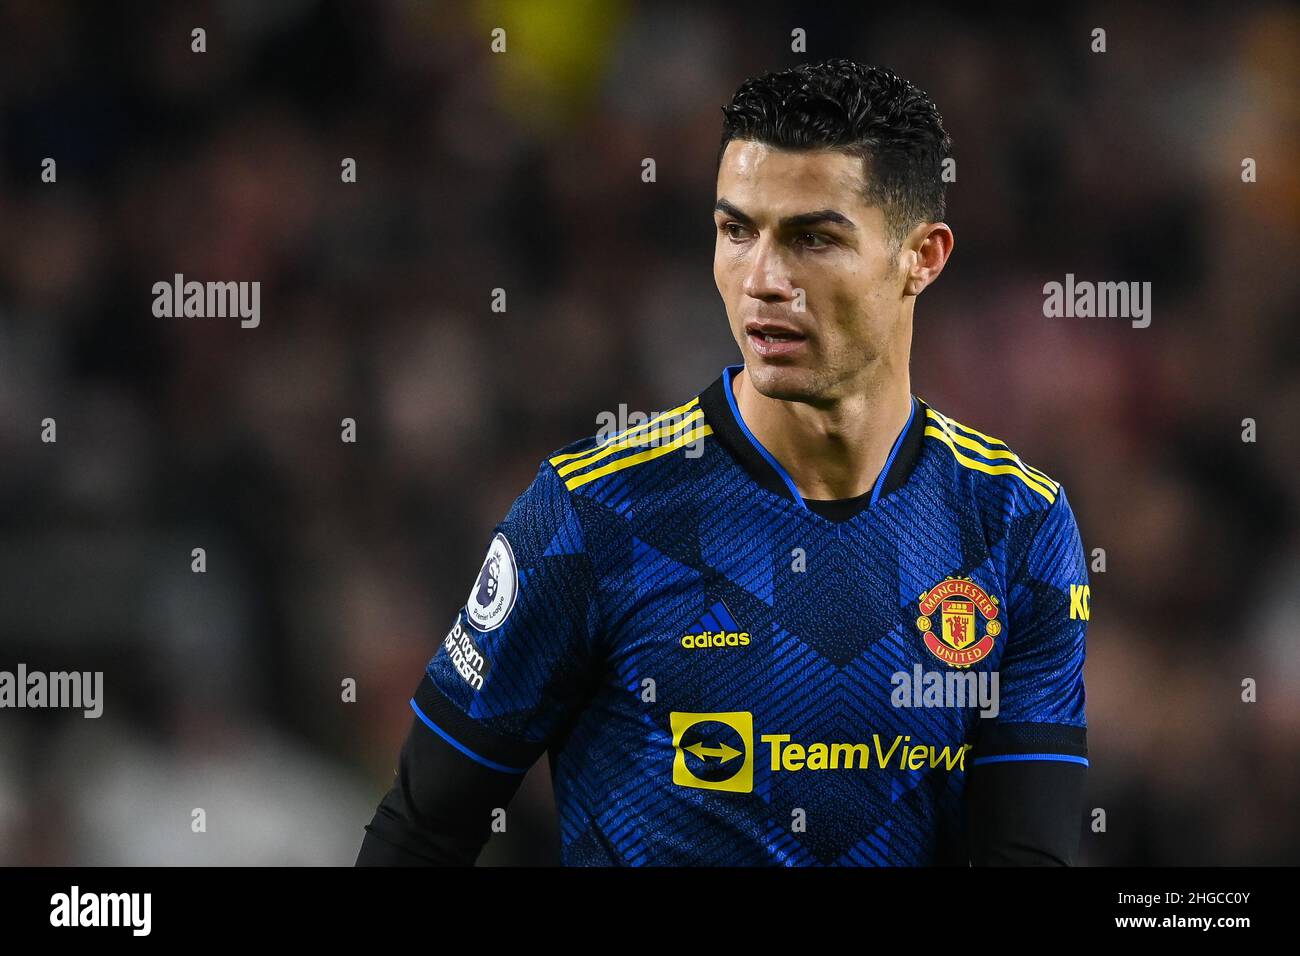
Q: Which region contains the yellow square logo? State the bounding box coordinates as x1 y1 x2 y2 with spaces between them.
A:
671 711 753 792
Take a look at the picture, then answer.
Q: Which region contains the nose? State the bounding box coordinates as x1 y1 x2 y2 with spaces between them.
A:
741 235 795 302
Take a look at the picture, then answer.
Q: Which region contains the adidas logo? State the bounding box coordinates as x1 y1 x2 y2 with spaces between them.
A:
679 600 751 650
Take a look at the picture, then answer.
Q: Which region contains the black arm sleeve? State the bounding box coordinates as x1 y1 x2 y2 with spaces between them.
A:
964 722 1088 866
355 712 533 867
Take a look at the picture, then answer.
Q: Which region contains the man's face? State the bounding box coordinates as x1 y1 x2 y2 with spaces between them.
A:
713 139 910 404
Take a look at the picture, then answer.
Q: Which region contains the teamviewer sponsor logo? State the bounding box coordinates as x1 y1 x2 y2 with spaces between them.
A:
671 711 753 792
670 710 972 793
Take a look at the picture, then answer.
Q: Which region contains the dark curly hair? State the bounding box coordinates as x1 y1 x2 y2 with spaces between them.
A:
719 59 951 248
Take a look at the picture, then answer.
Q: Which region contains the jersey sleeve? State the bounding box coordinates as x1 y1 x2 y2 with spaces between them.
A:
965 484 1090 865
411 460 603 775
978 482 1089 754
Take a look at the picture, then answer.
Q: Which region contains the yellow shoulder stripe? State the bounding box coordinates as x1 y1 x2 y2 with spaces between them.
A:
563 424 713 491
935 408 1066 489
926 407 1059 488
926 408 1059 491
554 408 704 478
548 397 701 467
924 409 1056 503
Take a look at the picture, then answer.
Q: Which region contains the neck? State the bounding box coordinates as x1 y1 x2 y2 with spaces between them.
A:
732 364 913 501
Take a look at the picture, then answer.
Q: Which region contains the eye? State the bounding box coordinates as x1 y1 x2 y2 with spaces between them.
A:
796 232 830 250
721 222 751 242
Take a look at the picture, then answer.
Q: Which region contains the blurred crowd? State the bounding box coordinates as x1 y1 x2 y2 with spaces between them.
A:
0 0 1296 864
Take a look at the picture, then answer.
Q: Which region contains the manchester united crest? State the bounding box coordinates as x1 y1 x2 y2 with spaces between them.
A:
915 576 1001 668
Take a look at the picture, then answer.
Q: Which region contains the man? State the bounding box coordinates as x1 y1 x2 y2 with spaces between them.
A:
357 59 1089 866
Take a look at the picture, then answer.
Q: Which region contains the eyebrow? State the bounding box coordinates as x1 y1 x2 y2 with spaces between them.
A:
714 198 857 231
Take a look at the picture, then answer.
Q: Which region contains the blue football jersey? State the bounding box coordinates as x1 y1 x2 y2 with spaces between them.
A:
412 364 1090 865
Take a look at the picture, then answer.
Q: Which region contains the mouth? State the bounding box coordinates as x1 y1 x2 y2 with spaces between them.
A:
745 322 808 359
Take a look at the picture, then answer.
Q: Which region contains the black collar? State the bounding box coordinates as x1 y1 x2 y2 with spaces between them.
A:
697 365 927 522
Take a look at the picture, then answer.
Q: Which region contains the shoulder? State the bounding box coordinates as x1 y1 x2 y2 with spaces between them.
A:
915 395 1076 561
917 397 1064 518
538 394 714 496
918 400 1087 589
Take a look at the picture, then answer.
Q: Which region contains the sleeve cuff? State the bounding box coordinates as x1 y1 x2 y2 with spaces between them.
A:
971 720 1088 767
411 672 546 774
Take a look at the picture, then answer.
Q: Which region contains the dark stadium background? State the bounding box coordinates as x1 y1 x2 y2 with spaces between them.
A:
0 0 1296 865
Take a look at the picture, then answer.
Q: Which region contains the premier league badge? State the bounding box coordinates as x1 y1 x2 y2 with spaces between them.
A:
466 532 518 631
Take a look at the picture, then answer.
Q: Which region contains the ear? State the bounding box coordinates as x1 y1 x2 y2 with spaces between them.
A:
903 222 954 296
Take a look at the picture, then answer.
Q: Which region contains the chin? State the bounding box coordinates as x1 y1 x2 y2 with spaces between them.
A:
745 362 822 403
